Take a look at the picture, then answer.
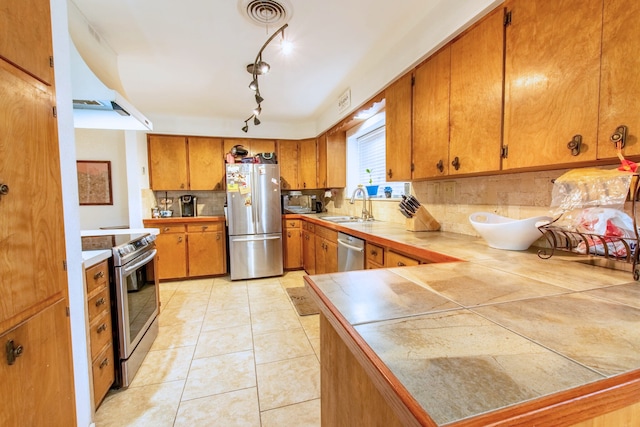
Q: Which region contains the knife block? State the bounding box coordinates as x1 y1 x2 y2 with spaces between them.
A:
406 205 440 231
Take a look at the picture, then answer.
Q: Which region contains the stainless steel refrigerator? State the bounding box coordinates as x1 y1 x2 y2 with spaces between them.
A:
225 163 283 280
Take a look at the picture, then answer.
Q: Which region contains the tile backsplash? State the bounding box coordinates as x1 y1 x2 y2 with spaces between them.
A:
145 190 226 218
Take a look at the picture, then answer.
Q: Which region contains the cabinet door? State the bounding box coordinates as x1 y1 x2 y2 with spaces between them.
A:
326 131 347 188
155 230 187 279
317 133 328 188
299 138 318 189
0 300 75 426
503 0 602 169
0 61 68 326
449 8 504 175
315 237 326 275
385 72 413 181
324 240 338 273
303 230 316 275
413 46 451 179
189 137 224 190
249 139 276 156
187 224 226 277
0 0 53 85
148 135 189 190
597 0 640 159
283 227 303 270
278 140 299 189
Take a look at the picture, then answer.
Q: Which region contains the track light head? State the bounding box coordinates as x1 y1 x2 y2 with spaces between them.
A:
253 104 262 116
249 79 258 91
254 116 261 126
255 93 264 104
241 124 249 133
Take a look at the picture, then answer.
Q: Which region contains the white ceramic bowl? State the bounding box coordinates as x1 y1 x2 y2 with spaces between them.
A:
469 212 552 250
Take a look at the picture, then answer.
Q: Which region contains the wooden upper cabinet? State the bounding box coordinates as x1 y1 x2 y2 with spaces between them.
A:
385 72 413 181
299 138 317 189
412 46 451 180
317 133 328 188
188 137 224 190
278 140 299 189
0 0 53 85
224 138 276 157
597 0 640 159
148 135 189 190
449 7 504 175
503 0 602 170
324 130 347 188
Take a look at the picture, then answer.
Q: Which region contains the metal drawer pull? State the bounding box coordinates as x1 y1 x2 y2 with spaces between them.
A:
93 271 104 280
5 340 23 365
97 323 107 333
397 261 406 266
95 297 106 307
371 250 378 256
99 358 109 369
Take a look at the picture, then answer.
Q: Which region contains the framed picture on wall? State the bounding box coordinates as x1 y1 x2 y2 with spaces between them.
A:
77 160 113 205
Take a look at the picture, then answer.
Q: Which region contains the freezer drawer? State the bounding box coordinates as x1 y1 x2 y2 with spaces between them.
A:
229 233 283 280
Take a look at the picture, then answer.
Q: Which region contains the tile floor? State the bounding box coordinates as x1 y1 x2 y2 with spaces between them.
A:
95 271 321 427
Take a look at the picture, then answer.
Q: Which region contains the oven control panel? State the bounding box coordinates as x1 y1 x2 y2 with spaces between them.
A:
113 233 156 265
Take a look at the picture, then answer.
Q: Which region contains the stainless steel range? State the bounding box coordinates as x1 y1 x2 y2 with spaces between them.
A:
110 233 159 388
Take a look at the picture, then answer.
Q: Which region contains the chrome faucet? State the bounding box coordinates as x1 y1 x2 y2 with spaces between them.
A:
350 186 373 221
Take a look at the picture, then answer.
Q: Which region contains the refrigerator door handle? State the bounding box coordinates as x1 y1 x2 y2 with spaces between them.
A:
231 235 281 242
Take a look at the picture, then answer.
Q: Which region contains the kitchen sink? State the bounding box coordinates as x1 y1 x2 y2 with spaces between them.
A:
319 215 362 223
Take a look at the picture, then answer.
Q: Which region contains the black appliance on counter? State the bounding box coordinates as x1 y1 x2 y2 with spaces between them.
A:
180 195 197 217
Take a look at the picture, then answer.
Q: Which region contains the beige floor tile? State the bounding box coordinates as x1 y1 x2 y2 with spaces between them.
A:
172 277 214 293
158 303 207 326
250 293 293 313
174 388 261 427
256 354 320 411
299 314 320 340
309 338 321 361
247 281 286 298
182 350 256 401
151 321 202 350
202 307 251 332
95 380 184 427
208 289 250 311
129 346 195 387
253 328 315 364
194 324 253 359
251 308 302 335
260 399 321 427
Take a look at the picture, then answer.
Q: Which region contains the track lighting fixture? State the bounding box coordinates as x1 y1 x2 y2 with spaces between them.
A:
241 23 289 132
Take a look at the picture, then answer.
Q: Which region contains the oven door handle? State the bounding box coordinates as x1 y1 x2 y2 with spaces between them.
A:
123 249 157 274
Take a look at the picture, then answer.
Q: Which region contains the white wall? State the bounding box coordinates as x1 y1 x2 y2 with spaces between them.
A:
75 128 130 229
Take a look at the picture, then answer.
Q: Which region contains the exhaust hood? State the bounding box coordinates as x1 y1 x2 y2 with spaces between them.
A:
70 40 152 131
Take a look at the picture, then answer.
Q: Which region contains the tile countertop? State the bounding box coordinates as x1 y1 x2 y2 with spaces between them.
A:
302 215 640 426
82 250 112 268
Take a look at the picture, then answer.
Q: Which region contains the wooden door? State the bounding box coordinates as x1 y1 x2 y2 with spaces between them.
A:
412 46 451 179
317 133 328 188
303 230 316 275
299 138 317 189
187 224 225 277
278 140 299 189
449 8 504 175
597 0 640 159
0 300 76 426
0 0 53 85
188 137 224 190
385 72 413 181
148 135 188 190
155 228 187 280
326 130 347 188
503 0 602 169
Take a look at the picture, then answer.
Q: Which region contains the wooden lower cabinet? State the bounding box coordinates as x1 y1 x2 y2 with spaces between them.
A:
283 219 303 270
302 221 316 275
315 225 338 274
385 251 421 268
365 242 385 269
187 222 226 277
0 300 76 426
148 220 227 280
85 259 114 408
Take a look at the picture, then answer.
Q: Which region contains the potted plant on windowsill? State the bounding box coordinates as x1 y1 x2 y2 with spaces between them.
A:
365 168 378 197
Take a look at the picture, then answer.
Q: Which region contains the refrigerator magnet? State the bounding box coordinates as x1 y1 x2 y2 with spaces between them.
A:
244 196 252 206
258 165 266 175
227 182 239 192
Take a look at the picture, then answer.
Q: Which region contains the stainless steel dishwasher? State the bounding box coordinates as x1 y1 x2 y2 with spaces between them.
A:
337 232 365 271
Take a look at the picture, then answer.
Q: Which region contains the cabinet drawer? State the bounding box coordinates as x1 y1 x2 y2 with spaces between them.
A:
89 311 113 360
92 343 115 407
386 251 420 268
87 286 110 323
158 224 186 234
85 260 108 295
315 225 337 243
366 243 385 265
302 221 315 233
284 219 301 229
187 222 223 233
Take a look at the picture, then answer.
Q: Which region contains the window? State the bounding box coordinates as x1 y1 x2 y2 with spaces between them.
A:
346 112 408 198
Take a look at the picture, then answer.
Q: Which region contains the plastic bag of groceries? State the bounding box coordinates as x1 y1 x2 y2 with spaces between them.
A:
573 207 636 257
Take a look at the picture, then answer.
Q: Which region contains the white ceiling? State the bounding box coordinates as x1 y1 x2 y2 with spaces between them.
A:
68 0 498 132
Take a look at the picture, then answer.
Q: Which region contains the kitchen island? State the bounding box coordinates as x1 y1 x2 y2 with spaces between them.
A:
304 230 640 426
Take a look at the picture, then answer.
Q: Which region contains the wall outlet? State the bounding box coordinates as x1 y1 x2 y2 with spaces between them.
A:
443 181 455 199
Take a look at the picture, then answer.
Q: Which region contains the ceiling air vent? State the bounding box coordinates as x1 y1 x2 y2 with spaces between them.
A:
239 0 292 27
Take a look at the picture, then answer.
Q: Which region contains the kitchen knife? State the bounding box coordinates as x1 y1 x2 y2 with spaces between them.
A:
399 207 411 218
401 200 416 216
409 195 421 207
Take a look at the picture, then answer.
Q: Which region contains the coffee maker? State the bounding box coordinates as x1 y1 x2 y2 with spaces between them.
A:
179 195 197 217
